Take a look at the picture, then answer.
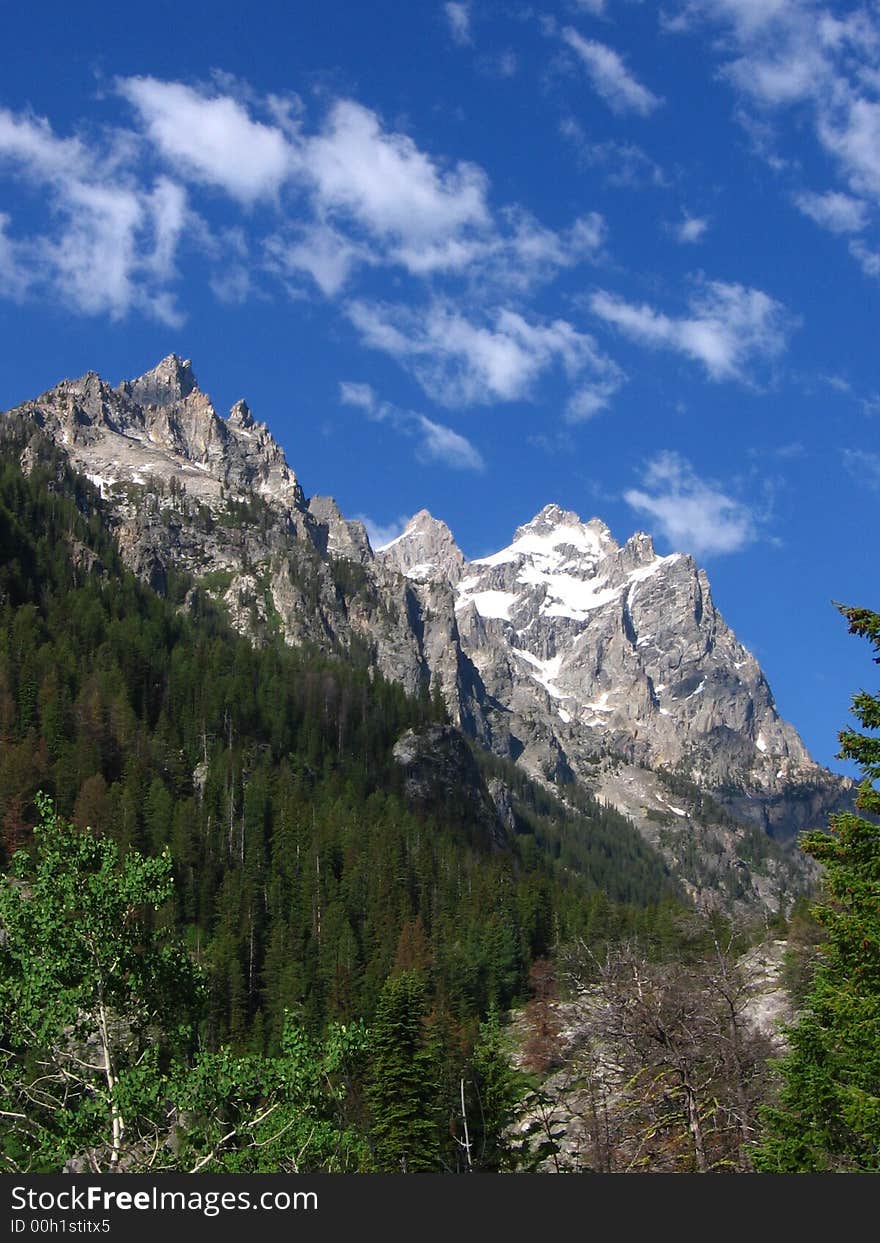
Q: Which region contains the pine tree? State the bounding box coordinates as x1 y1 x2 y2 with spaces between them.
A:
468 1009 527 1171
366 970 443 1171
755 606 880 1172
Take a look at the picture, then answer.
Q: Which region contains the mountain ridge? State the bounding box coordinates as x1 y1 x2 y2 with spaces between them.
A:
2 355 850 908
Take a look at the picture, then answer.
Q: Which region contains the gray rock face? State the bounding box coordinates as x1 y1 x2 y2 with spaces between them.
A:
455 504 809 778
380 501 849 844
308 496 372 564
19 354 306 514
119 354 197 408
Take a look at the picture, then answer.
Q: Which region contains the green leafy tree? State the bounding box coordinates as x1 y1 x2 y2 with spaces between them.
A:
174 1016 370 1173
0 796 203 1172
755 606 880 1172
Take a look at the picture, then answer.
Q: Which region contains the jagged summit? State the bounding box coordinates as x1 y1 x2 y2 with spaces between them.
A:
4 355 306 517
377 509 448 547
228 398 255 429
376 509 466 585
477 505 618 571
118 354 198 408
377 498 819 811
514 504 614 544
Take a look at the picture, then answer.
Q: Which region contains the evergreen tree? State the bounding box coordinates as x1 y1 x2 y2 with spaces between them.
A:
468 1009 527 1171
366 970 444 1171
755 606 880 1172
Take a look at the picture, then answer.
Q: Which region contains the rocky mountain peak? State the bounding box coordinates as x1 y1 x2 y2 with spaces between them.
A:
118 354 198 408
620 529 659 570
515 504 615 547
5 355 308 519
472 505 617 577
376 509 466 584
228 398 255 429
2 356 850 876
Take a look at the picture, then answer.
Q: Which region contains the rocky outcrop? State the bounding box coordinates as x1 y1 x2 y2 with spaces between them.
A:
392 725 507 849
308 496 372 564
377 509 466 585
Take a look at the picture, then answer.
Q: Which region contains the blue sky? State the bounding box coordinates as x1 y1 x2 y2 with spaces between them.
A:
1 0 878 775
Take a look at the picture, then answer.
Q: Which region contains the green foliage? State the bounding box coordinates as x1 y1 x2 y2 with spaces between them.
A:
755 605 880 1172
0 796 203 1172
174 1016 370 1172
467 1009 529 1171
474 746 677 909
366 971 444 1171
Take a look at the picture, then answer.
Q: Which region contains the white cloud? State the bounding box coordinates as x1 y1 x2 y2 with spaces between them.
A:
347 300 617 406
624 452 757 558
590 279 794 381
849 238 880 277
118 76 295 204
841 448 880 491
209 264 252 305
673 213 710 243
561 27 663 116
391 206 606 288
565 373 625 422
339 380 377 412
48 181 143 318
305 99 490 247
0 78 609 333
818 96 880 200
727 42 826 108
444 2 472 45
0 110 87 180
480 49 519 78
416 414 484 470
120 78 493 255
0 214 30 300
559 118 667 186
573 0 607 14
339 379 484 471
414 206 607 290
668 1 880 274
266 222 374 296
0 106 186 323
145 177 188 277
794 189 868 233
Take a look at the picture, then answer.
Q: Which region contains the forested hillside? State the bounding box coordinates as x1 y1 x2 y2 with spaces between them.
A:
0 441 679 1053
4 441 878 1175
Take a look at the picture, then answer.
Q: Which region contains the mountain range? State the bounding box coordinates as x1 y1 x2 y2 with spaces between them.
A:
2 354 850 910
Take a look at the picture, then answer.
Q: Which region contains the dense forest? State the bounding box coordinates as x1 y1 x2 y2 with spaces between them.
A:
0 442 684 1172
1 442 877 1174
